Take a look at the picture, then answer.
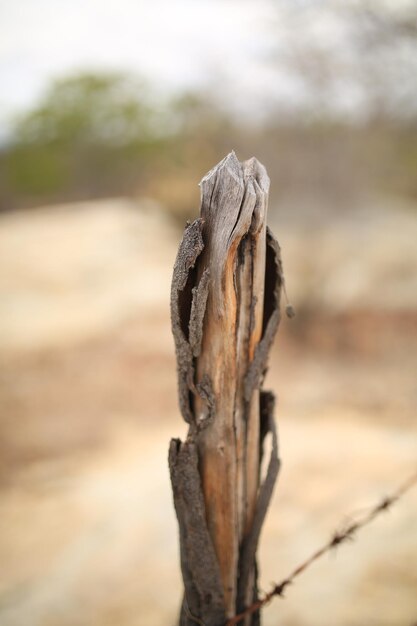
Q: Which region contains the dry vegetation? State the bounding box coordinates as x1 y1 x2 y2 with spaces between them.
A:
0 198 416 625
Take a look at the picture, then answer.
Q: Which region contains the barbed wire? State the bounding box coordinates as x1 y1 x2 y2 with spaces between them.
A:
226 470 417 626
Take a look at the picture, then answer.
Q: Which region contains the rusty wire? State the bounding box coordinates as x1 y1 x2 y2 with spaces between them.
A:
226 470 417 626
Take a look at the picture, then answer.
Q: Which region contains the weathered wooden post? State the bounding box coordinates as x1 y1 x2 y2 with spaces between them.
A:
169 152 283 625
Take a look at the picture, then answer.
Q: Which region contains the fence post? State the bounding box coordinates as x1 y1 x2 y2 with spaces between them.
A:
169 152 283 625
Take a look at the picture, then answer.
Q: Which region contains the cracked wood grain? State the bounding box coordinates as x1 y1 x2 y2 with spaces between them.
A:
169 152 283 625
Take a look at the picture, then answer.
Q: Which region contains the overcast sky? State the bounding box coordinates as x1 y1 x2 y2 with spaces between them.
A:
0 1 277 127
1 0 415 137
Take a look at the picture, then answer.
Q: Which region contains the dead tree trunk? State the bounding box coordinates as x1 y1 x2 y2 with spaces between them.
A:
169 152 283 625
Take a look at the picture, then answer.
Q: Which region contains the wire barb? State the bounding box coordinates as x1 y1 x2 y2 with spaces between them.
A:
226 470 417 626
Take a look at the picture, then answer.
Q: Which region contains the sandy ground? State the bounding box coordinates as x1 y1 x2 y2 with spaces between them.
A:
0 199 416 626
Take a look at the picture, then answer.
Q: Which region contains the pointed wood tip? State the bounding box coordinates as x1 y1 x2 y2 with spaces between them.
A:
199 151 243 188
242 157 270 194
199 153 269 194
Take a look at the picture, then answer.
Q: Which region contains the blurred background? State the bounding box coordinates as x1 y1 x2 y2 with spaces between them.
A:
0 1 416 625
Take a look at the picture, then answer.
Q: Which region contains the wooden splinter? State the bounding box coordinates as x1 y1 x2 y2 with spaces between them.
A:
169 152 283 626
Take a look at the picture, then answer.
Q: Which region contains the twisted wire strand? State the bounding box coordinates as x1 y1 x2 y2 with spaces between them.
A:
226 471 417 626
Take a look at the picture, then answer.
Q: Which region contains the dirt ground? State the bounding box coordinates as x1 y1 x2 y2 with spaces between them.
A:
0 199 416 626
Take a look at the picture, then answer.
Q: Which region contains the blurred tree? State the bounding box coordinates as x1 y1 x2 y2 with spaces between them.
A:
1 72 166 208
0 72 237 218
257 1 417 208
2 41 416 218
266 0 417 124
14 73 155 145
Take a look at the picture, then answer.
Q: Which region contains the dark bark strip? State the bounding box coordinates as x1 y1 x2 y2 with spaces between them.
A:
169 439 226 626
236 392 280 616
169 153 283 625
170 218 205 425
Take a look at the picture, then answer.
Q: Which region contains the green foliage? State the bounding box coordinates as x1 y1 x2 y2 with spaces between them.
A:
2 72 168 207
14 73 154 146
1 70 416 215
5 144 68 196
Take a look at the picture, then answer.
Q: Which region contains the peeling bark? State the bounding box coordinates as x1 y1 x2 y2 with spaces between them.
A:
169 439 226 626
169 152 283 625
